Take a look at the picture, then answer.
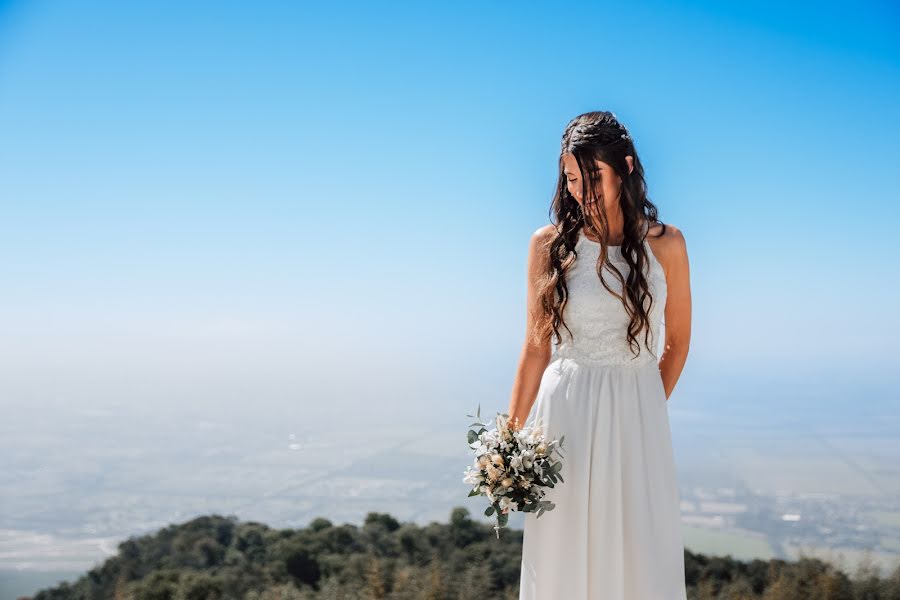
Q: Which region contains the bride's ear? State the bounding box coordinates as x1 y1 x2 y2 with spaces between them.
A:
626 155 634 175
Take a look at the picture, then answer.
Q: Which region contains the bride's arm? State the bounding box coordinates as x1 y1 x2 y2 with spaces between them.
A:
508 227 553 430
657 225 691 400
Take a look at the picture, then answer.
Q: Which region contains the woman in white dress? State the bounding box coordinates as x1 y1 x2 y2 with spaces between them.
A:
508 111 691 599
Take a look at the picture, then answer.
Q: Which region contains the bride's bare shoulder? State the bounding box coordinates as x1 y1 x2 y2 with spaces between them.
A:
524 225 559 274
646 222 688 274
647 221 685 243
533 223 558 239
530 224 558 251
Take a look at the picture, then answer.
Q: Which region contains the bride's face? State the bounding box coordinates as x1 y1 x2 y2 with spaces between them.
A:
561 152 632 218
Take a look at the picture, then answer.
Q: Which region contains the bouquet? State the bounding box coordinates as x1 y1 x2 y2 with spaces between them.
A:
462 404 566 538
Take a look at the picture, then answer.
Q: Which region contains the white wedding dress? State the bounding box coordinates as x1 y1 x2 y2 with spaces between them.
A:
518 227 686 599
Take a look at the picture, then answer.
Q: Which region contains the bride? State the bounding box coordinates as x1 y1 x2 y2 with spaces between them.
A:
508 111 691 599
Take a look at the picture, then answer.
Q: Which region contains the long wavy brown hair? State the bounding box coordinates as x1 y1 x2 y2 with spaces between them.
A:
532 111 667 358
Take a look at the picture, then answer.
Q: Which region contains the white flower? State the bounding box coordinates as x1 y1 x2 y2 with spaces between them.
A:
481 430 499 445
499 496 516 512
521 450 535 471
463 467 483 486
509 454 523 471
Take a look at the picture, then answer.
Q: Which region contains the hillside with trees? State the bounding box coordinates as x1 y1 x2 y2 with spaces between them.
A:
21 508 900 600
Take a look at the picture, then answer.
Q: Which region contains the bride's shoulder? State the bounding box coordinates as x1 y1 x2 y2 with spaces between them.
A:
524 224 559 270
530 224 558 251
646 222 688 273
524 225 558 279
533 223 557 239
647 221 685 244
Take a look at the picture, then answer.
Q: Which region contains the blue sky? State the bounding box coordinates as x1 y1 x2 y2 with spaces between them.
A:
0 0 898 427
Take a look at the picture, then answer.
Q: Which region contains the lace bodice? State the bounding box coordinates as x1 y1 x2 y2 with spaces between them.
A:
553 229 668 368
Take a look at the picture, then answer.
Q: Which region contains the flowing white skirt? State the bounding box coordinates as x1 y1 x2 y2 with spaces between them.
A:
518 356 687 600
